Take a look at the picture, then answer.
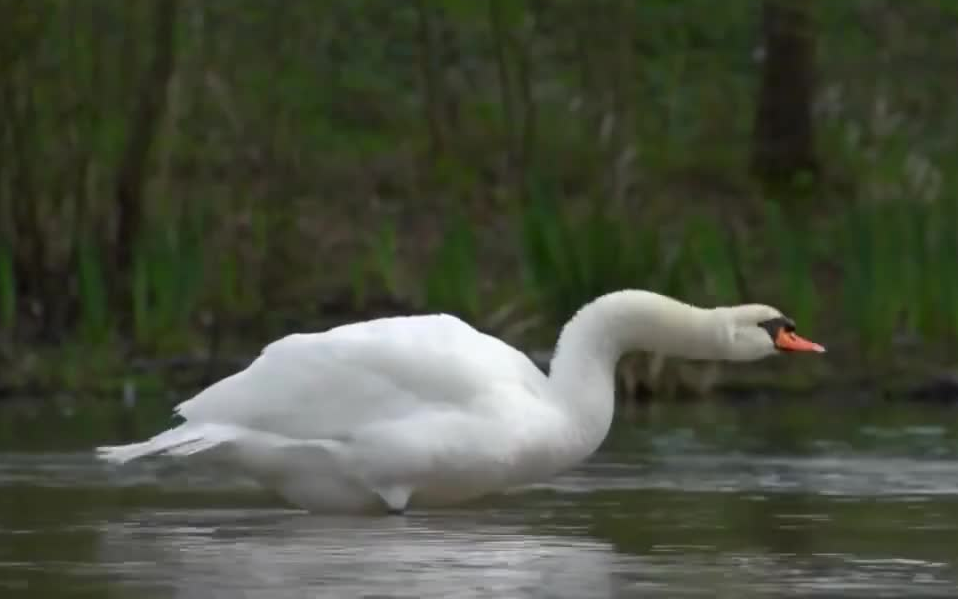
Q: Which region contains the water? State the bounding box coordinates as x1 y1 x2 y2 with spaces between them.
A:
1 399 957 597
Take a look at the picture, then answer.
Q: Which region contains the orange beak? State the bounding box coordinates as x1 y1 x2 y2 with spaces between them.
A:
775 328 826 353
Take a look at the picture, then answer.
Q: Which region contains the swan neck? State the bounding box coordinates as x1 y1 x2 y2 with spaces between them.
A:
546 291 722 451
550 290 721 373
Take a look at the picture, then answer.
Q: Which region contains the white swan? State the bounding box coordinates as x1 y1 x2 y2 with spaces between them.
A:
97 290 824 514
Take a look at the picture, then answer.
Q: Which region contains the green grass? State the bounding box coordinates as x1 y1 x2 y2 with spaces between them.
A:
763 200 818 330
6 0 958 401
0 240 16 332
9 190 958 398
517 184 688 326
130 215 207 352
832 197 958 358
76 234 111 344
423 211 481 320
682 214 741 306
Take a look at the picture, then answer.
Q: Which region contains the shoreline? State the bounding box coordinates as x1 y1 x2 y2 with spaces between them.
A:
3 347 957 407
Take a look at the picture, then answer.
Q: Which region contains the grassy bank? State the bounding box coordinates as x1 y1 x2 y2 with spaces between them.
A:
3 2 958 403
3 188 958 403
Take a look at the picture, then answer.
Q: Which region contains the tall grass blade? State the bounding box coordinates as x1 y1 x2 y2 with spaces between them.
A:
423 212 480 319
372 220 400 298
132 240 150 345
764 201 817 327
76 235 110 342
517 182 678 326
684 215 738 305
0 241 16 330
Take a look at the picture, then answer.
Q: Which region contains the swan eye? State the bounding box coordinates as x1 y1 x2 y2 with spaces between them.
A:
757 316 793 341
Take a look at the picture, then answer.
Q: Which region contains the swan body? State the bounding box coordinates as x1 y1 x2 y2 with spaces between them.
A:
97 290 823 514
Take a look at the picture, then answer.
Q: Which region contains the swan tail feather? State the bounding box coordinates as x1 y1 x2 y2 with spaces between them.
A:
96 423 239 465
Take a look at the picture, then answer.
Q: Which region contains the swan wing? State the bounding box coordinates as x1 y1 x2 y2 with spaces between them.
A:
174 314 545 440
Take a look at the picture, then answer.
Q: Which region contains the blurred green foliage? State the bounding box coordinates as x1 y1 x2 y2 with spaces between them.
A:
1 0 957 393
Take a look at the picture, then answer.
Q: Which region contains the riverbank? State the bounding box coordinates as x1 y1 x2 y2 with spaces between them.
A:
4 314 957 410
5 2 958 412
6 192 958 409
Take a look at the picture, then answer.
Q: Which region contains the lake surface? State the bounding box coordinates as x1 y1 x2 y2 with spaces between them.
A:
1 398 957 597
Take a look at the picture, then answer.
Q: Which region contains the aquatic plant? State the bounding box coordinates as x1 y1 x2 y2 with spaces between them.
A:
681 215 741 306
0 241 16 332
131 212 207 351
517 182 687 327
350 219 403 312
423 211 480 320
76 234 111 344
763 200 819 329
835 193 958 356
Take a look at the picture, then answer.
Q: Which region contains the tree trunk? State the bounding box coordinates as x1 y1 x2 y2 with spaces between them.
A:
751 0 818 191
114 0 178 294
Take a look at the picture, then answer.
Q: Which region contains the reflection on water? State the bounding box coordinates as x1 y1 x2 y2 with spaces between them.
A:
94 510 626 599
0 400 957 597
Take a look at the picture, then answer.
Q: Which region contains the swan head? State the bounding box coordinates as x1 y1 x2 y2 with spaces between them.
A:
714 304 825 361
